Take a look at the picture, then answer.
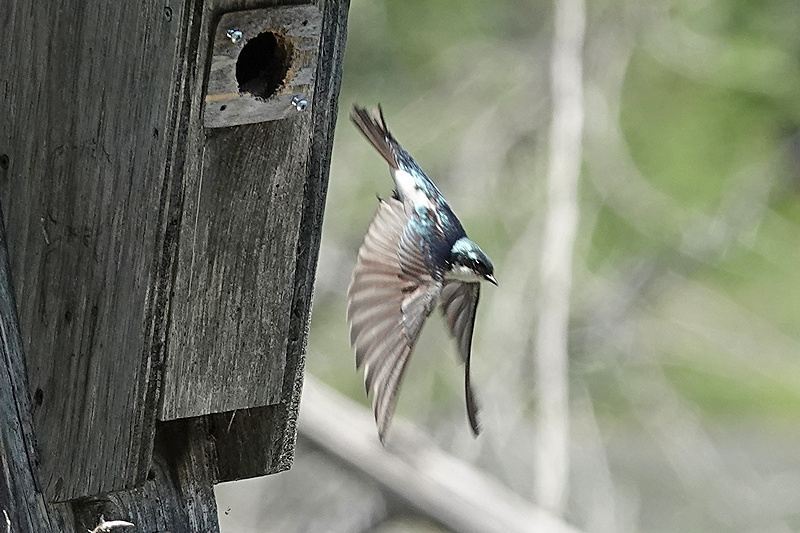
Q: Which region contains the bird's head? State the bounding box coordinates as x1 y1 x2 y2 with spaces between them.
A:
447 238 497 285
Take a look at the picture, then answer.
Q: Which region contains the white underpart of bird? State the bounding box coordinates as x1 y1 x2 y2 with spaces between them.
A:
390 167 435 211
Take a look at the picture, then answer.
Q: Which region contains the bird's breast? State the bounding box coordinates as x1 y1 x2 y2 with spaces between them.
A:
444 265 484 283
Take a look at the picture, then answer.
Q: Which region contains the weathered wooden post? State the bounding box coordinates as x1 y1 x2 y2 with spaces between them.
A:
0 0 349 530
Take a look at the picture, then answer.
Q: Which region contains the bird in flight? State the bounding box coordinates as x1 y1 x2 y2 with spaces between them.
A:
347 105 497 442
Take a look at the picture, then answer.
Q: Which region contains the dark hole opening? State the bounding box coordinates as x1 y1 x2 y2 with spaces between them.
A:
236 31 293 100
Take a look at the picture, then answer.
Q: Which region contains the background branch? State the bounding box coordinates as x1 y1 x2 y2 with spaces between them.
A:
534 0 586 514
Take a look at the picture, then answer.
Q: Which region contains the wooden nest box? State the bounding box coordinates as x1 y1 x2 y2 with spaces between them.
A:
0 1 350 531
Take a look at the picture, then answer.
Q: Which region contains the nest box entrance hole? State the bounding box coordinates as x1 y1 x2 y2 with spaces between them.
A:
236 31 293 100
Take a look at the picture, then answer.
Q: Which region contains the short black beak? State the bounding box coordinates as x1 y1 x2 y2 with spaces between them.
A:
486 274 498 286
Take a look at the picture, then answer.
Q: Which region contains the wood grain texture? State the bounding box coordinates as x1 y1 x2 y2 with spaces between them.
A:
0 204 57 531
163 117 311 418
162 0 348 421
0 0 184 501
0 205 217 532
176 0 350 481
268 0 352 473
68 420 220 533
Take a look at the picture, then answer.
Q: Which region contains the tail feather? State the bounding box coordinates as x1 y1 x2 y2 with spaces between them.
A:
351 104 400 169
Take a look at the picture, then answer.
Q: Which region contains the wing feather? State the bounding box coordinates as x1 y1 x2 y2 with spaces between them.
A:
440 281 482 436
347 197 442 441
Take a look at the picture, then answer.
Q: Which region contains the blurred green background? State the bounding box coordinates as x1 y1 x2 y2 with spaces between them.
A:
219 0 800 531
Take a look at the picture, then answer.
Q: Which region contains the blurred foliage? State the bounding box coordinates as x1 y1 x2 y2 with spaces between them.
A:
300 0 800 531
315 0 800 426
622 51 778 209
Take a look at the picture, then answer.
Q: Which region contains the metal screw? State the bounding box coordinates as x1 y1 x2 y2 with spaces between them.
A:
291 96 308 112
226 29 243 44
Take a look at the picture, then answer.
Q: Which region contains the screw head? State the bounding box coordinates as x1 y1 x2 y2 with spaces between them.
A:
291 96 308 112
226 29 243 44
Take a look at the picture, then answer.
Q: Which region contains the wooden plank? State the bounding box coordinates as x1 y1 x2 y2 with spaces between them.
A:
163 117 312 418
69 420 220 533
0 0 184 500
300 377 587 533
208 404 288 481
191 0 351 482
0 204 219 532
161 0 348 420
0 204 57 532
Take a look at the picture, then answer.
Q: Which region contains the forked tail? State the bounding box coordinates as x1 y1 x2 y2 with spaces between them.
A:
351 104 401 169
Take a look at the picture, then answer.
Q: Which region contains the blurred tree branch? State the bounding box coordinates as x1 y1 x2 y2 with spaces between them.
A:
534 0 585 515
300 375 587 533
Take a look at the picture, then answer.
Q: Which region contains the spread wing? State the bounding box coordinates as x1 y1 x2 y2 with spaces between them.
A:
347 197 442 441
440 281 482 436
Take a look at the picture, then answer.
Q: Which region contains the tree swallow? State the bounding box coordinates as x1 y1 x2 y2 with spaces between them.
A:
347 105 497 442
